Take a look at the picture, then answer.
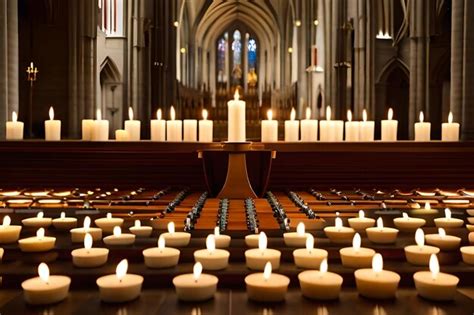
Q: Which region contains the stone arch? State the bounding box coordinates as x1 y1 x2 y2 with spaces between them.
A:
99 57 122 133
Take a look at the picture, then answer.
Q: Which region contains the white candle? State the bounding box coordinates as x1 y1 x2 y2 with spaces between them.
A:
183 119 198 141
213 226 231 248
245 231 281 270
193 234 230 270
300 107 318 142
245 261 290 302
71 233 109 268
0 215 22 243
143 235 180 268
404 228 440 266
359 109 375 141
52 211 77 230
293 234 328 269
414 111 431 141
70 216 103 243
344 110 360 142
366 217 399 244
199 109 213 142
261 109 278 142
173 262 219 301
93 109 109 141
97 259 143 303
441 112 460 141
129 220 152 237
285 108 299 141
320 106 343 141
348 210 375 232
124 107 141 140
228 90 246 142
283 222 310 247
94 212 124 234
115 129 129 141
161 221 191 247
381 108 398 141
81 119 94 140
324 217 355 244
45 107 61 141
339 233 376 268
151 109 166 141
18 228 56 252
166 106 183 141
6 111 24 140
298 259 343 300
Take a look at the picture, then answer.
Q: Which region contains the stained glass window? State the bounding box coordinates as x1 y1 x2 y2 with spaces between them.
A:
248 38 257 69
217 33 228 83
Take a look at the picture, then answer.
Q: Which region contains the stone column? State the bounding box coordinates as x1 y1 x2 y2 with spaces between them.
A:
450 0 464 123
462 0 474 139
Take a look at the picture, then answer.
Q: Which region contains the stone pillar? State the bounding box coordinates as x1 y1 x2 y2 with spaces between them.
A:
450 0 464 123
462 0 474 139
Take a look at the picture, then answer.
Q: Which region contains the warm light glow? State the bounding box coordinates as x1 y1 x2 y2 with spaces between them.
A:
388 108 393 120
290 107 296 121
113 226 122 237
320 258 328 274
415 228 425 248
377 217 384 230
372 253 383 274
419 111 424 123
12 111 17 122
234 89 240 101
83 216 91 230
214 226 220 237
134 220 141 228
347 110 352 122
38 211 44 219
448 112 453 124
402 212 409 219
2 215 11 227
84 233 93 250
37 228 45 239
107 213 112 219
128 107 134 120
326 106 332 121
424 202 431 210
305 107 311 120
180 47 186 54
158 235 165 249
314 19 319 26
306 234 314 252
202 109 208 120
263 261 272 281
116 259 128 281
335 217 343 230
296 222 305 236
258 231 268 251
288 47 293 54
49 107 54 120
173 21 179 28
170 106 176 121
295 20 302 27
438 228 446 238
353 233 361 252
429 254 439 280
444 208 451 220
206 234 216 253
193 262 203 281
363 109 368 122
96 109 102 121
38 263 50 284
157 108 162 120
168 221 175 234
358 210 365 219
267 109 273 121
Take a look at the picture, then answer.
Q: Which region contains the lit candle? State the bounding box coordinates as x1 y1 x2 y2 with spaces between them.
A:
143 235 180 268
124 107 141 140
161 221 191 247
70 216 103 243
366 217 399 244
21 263 71 305
71 233 109 268
320 106 343 141
414 111 431 141
245 231 281 270
193 234 230 270
227 90 246 142
393 212 426 232
348 210 375 232
115 129 129 141
344 110 360 142
284 107 299 141
183 118 198 141
93 109 109 141
434 208 464 228
94 212 124 234
151 109 166 141
22 211 52 228
103 226 136 246
324 217 355 244
198 109 213 142
283 222 310 247
381 108 398 141
261 109 278 142
425 228 461 251
52 211 77 230
293 234 328 269
300 107 318 142
460 246 474 265
245 232 261 248
245 261 290 302
298 258 343 300
340 233 376 268
441 112 460 141
6 111 24 140
404 228 440 266
129 219 152 238
213 226 231 248
97 259 144 303
166 106 183 141
173 262 219 301
18 228 56 252
359 109 375 141
44 106 61 141
354 253 400 299
413 254 459 301
81 118 94 140
0 215 22 244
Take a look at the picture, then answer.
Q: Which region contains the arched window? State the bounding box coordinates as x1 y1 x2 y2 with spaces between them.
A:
231 30 242 85
247 37 258 87
98 0 124 37
217 33 228 83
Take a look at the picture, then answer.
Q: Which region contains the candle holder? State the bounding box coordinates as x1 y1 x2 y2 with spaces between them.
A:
26 62 38 138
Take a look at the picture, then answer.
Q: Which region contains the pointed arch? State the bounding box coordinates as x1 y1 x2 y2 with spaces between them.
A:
100 56 121 83
376 57 409 84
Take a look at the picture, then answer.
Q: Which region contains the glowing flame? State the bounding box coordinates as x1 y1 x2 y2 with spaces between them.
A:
170 106 176 121
296 222 305 236
2 215 11 227
116 259 128 281
444 208 451 220
38 263 50 284
448 112 453 124
49 107 54 120
347 110 352 122
96 109 102 121
12 111 17 122
37 228 45 239
156 108 162 120
438 228 446 238
363 109 368 122
134 220 141 228
206 234 216 253
372 253 383 274
335 217 343 230
388 108 393 120
377 217 384 230
306 234 314 252
113 226 122 237
168 221 175 234
326 106 332 121
424 202 431 210
193 262 203 281
290 108 296 121
202 109 208 120
158 235 165 249
419 111 424 123
214 226 220 237
429 254 439 280
267 109 273 121
128 107 134 120
263 261 272 281
38 211 44 219
305 107 311 120
358 210 365 219
415 228 425 248
320 258 328 274
84 233 93 250
353 233 361 251
402 212 409 219
106 213 112 219
83 216 91 230
258 231 268 251
234 89 240 101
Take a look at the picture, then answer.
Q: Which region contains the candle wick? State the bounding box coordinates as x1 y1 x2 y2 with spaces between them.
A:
194 279 198 283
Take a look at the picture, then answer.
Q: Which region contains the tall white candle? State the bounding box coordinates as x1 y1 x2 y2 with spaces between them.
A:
381 108 398 141
6 111 24 140
359 109 375 141
320 106 343 141
183 119 198 141
81 119 94 140
199 109 213 142
261 109 278 142
45 107 61 141
166 106 183 141
151 109 166 141
124 107 141 140
441 112 460 141
228 90 246 142
344 110 360 142
300 107 318 142
93 109 109 141
415 111 431 141
285 108 299 141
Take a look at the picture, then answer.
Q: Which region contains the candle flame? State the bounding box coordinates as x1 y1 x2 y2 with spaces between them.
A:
170 106 176 121
363 109 368 122
266 109 273 121
388 108 393 120
438 228 446 238
157 108 162 120
372 253 383 274
38 211 44 219
335 217 343 230
305 107 311 120
2 215 11 227
296 222 305 236
128 107 134 120
38 263 50 284
158 235 165 249
444 208 451 220
60 212 65 219
193 262 203 281
402 212 409 219
106 213 112 219
326 106 332 121
113 226 122 237
202 109 208 120
168 221 175 234
448 112 453 124
306 234 314 251
84 233 93 250
234 89 240 101
134 220 141 228
83 216 91 230
206 234 216 253
258 231 268 251
116 259 128 281
377 217 384 230
263 261 272 281
37 228 45 239
290 107 296 121
352 233 361 251
419 111 424 123
96 109 102 121
320 258 328 274
415 228 425 247
214 226 220 237
424 202 431 210
429 254 439 280
358 210 365 219
12 111 17 122
347 110 352 122
49 107 54 120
